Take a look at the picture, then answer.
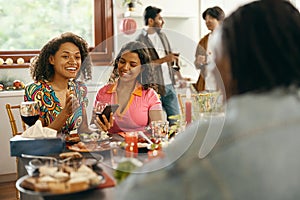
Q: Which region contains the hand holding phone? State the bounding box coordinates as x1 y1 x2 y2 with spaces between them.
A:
96 104 119 123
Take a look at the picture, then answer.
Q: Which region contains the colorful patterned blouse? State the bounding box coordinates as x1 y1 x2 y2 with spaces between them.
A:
24 80 88 134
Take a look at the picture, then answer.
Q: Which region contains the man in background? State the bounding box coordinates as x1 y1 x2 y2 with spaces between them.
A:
136 5 184 125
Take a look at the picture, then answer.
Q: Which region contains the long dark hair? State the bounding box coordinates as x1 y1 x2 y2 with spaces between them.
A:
109 41 157 91
221 0 300 94
30 32 92 82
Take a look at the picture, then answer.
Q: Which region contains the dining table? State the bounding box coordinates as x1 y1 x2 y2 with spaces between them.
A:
13 131 151 200
17 149 117 200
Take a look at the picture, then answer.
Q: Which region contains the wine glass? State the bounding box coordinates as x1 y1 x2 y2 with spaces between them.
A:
20 101 40 126
171 49 180 71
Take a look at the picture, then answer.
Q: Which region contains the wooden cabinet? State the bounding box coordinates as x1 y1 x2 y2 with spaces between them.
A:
0 91 24 176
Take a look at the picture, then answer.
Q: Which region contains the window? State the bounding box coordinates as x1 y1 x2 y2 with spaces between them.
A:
0 0 114 68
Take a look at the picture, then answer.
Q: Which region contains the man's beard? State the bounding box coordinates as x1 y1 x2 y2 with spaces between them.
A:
154 26 161 33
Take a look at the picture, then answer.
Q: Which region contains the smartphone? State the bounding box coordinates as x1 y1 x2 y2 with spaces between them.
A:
96 104 119 123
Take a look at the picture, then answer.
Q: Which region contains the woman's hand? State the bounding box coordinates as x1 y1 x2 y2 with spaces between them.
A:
62 92 80 118
94 112 114 132
48 92 80 131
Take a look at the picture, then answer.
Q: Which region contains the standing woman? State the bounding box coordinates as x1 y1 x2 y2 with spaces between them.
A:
193 6 225 92
24 32 92 134
93 41 164 133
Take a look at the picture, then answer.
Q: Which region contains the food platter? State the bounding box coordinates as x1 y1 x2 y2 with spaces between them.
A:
79 132 112 143
67 142 111 152
16 174 105 196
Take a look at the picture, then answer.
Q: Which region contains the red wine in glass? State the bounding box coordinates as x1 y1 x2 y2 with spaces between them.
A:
21 115 40 126
172 52 180 71
20 101 40 126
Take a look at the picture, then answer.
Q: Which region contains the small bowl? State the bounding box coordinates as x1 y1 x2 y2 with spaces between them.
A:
25 164 39 177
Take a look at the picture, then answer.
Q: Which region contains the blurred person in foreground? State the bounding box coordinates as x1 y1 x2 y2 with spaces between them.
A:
193 6 225 92
116 0 300 199
24 32 92 134
92 41 164 133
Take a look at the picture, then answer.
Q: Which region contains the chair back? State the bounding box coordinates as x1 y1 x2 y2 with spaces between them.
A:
178 91 223 116
5 104 26 136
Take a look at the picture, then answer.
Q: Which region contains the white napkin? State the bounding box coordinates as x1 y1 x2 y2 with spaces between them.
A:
21 120 57 138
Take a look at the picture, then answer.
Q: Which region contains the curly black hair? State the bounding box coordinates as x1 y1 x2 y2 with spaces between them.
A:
109 41 157 91
220 0 300 94
30 32 92 82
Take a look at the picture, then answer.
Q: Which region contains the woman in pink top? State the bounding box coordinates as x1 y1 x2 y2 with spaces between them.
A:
93 41 164 133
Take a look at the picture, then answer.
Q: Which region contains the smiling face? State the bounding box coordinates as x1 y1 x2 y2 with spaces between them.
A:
49 42 81 80
118 51 142 82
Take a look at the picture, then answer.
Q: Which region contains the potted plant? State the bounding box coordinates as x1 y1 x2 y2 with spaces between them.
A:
122 0 142 11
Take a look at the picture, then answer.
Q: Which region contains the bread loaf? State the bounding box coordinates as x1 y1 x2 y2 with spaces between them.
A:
20 164 101 194
67 177 89 192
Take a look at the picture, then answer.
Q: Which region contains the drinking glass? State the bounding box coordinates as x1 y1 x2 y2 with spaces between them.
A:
110 142 125 169
171 51 180 71
92 101 108 126
125 132 138 158
150 121 169 143
95 101 108 118
20 101 40 126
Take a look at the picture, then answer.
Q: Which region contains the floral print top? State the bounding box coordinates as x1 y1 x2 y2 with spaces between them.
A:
24 80 88 134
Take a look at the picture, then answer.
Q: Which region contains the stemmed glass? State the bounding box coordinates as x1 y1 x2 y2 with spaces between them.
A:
171 48 180 71
150 121 169 143
20 101 40 126
95 101 108 119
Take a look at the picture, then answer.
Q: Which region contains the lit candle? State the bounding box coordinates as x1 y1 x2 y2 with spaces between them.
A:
185 100 192 124
185 85 192 124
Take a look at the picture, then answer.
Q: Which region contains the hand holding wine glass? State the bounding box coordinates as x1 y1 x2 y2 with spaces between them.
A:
171 48 180 71
20 101 40 126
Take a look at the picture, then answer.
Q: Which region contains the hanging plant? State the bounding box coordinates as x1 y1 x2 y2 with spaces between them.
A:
122 0 142 11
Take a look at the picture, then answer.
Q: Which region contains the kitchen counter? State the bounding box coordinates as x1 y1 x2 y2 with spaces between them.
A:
0 90 25 97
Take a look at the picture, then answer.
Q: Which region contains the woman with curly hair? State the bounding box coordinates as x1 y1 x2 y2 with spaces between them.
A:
24 32 93 134
92 41 164 133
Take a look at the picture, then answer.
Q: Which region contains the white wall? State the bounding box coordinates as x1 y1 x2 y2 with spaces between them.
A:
199 0 256 37
114 0 201 82
112 0 264 82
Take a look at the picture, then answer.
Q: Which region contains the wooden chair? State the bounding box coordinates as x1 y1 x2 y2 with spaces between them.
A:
178 91 222 116
177 93 199 116
5 104 26 136
5 103 26 200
